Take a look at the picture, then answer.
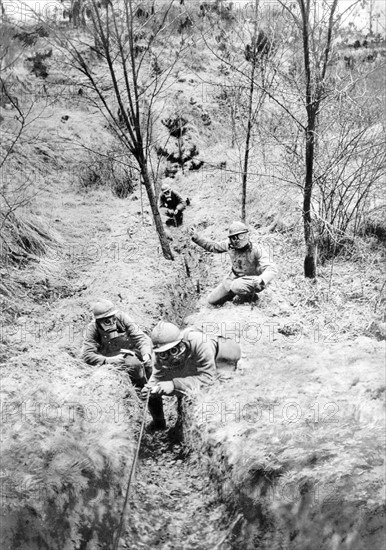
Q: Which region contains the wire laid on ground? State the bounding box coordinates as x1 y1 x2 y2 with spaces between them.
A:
113 391 150 550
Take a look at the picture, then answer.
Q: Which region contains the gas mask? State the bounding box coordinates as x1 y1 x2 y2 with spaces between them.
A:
156 342 187 368
97 316 118 337
229 232 250 249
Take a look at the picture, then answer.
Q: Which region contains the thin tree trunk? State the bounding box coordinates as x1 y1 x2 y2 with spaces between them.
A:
241 1 258 222
300 0 317 278
140 162 174 260
303 119 316 278
242 68 255 222
231 98 236 148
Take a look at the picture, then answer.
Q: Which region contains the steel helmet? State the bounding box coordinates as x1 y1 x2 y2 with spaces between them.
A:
92 299 118 320
151 321 183 353
161 182 171 192
228 221 249 237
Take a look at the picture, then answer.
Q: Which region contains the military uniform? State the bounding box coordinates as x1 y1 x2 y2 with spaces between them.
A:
191 233 278 305
147 327 241 424
159 188 186 227
81 312 153 387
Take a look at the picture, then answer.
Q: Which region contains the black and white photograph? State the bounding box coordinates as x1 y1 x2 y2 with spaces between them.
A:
1 1 385 548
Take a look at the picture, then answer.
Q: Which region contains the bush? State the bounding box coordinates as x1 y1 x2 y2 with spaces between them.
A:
77 154 137 198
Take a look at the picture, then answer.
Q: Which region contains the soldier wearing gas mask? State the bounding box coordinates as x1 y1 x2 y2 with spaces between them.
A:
189 221 278 306
81 299 153 389
159 182 187 227
142 321 241 430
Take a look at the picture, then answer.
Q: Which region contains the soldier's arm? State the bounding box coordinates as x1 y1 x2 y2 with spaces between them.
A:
173 191 186 212
81 324 106 366
172 342 216 392
255 244 278 284
119 313 152 358
191 233 229 253
147 367 163 386
159 193 166 208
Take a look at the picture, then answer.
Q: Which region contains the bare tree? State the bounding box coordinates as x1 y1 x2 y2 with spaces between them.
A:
263 0 385 275
239 2 276 222
0 24 41 231
53 0 195 260
198 0 280 222
275 0 340 277
200 0 383 278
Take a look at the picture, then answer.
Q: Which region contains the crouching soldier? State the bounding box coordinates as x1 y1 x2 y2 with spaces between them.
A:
189 221 278 306
81 299 153 390
142 321 241 430
159 182 187 227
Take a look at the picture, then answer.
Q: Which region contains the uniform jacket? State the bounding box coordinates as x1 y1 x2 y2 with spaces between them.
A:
192 233 278 288
159 189 186 213
148 328 218 393
81 312 152 366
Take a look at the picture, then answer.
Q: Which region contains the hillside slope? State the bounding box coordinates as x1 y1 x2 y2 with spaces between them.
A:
1 9 385 550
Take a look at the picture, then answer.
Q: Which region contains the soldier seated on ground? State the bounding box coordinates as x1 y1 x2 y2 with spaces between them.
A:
189 221 278 306
81 299 153 391
142 321 241 430
159 182 187 227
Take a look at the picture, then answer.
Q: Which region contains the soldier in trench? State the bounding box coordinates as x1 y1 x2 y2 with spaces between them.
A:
142 321 241 430
189 221 278 306
81 299 153 391
159 181 187 227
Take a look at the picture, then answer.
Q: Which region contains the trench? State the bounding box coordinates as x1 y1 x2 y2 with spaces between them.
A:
1 197 243 550
122 405 236 550
121 237 239 550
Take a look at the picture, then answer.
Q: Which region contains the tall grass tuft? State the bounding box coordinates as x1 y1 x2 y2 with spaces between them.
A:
0 209 59 266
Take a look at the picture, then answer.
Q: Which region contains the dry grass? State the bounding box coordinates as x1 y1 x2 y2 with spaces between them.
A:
0 209 64 321
0 348 140 549
0 209 59 265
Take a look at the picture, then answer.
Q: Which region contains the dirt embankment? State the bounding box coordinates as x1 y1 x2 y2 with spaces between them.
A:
186 304 385 549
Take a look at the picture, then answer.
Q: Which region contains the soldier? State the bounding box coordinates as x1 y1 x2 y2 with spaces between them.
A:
159 182 187 227
142 321 241 430
81 299 153 390
189 221 278 305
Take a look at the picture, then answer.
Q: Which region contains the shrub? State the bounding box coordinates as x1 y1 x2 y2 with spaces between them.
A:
77 154 137 198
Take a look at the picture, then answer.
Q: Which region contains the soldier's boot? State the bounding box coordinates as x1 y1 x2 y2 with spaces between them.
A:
233 293 259 304
147 395 167 431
